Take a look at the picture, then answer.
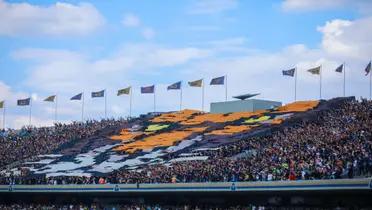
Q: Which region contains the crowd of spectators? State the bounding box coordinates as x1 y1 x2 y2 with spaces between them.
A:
0 119 128 168
0 99 371 185
111 99 372 183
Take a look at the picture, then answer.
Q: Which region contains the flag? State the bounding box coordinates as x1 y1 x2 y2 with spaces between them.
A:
17 98 31 106
307 66 321 75
117 87 131 96
210 76 225 85
335 64 343 73
71 93 83 100
282 68 295 77
365 61 371 76
141 85 155 94
0 101 3 109
188 79 203 87
92 90 105 98
167 81 181 90
44 95 56 102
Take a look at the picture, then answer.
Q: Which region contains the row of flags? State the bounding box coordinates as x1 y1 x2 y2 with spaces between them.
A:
0 76 227 127
1 61 371 128
0 75 226 106
0 61 370 109
281 61 372 101
282 61 371 77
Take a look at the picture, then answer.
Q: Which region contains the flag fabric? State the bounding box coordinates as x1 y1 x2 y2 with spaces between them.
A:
167 81 182 90
71 93 83 100
44 95 56 102
335 64 343 73
188 79 203 87
0 101 3 109
307 66 321 75
17 98 31 106
141 85 155 94
92 90 105 98
365 61 371 76
282 68 295 77
117 87 131 96
210 76 225 85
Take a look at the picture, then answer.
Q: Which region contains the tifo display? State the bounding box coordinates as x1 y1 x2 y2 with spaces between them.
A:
0 97 370 186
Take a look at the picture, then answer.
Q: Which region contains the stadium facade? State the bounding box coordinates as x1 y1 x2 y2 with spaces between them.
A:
210 98 282 113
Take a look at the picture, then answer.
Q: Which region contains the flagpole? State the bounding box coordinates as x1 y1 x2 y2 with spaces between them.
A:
180 85 183 111
343 62 346 97
104 89 107 119
320 65 322 99
154 86 156 113
202 79 205 112
55 95 58 123
29 97 32 127
370 64 371 100
82 92 84 122
129 87 132 118
225 75 228 102
295 67 297 101
2 102 5 130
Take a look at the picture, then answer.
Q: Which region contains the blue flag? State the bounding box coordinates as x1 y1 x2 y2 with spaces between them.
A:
141 85 155 94
71 93 83 100
210 76 225 85
365 61 371 76
282 68 295 77
167 81 181 90
335 64 343 73
92 90 105 98
17 98 30 106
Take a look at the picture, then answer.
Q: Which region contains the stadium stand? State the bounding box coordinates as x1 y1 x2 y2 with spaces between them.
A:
0 97 371 208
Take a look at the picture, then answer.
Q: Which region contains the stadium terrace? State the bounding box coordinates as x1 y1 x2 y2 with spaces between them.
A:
0 96 371 207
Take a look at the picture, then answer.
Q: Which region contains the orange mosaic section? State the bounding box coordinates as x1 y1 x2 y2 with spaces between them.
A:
270 118 283 124
110 129 142 142
151 109 200 123
206 125 258 136
114 131 193 153
180 110 266 125
274 100 319 113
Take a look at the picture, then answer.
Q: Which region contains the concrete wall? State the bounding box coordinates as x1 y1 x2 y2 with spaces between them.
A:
210 99 282 113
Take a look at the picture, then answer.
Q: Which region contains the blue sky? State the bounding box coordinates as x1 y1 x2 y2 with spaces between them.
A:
0 0 371 128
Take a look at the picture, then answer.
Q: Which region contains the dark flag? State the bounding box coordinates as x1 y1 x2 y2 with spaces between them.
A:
117 87 131 96
141 85 155 94
167 81 182 90
44 95 56 102
71 93 83 100
335 64 343 73
307 66 321 75
17 98 31 106
282 68 295 77
0 101 4 109
210 76 225 85
92 90 105 98
365 61 371 76
188 79 203 87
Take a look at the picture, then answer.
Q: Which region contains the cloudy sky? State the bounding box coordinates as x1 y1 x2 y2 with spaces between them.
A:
0 0 371 128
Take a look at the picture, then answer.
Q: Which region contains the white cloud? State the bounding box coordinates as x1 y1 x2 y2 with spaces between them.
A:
0 0 104 36
142 27 155 39
281 0 372 13
121 13 155 40
189 0 238 14
282 0 346 11
122 13 141 27
317 17 372 60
